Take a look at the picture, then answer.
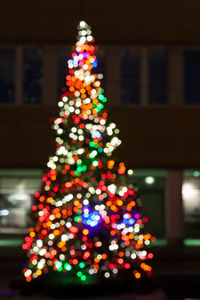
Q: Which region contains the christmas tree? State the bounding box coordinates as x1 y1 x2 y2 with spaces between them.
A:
22 21 154 285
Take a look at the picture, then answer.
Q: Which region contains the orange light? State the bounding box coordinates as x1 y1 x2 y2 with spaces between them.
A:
74 200 80 206
36 270 42 276
117 200 123 206
26 276 31 282
83 229 89 235
94 257 100 263
134 272 141 279
70 226 78 233
102 253 107 260
47 197 53 203
39 196 45 202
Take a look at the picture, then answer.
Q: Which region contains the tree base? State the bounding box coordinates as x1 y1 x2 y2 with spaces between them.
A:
11 272 158 298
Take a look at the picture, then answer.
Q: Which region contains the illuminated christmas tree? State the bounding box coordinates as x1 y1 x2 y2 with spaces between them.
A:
22 21 154 285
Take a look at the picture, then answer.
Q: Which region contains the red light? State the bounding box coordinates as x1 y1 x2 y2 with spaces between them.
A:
148 253 154 259
32 205 37 211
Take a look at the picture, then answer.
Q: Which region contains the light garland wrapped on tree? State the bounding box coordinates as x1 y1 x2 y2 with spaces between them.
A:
22 21 155 286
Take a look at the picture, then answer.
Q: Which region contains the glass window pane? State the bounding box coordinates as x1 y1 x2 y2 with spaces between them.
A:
131 169 166 238
0 49 15 103
183 170 200 238
23 49 43 104
0 172 42 233
184 51 200 104
57 48 71 98
121 50 140 104
148 50 167 104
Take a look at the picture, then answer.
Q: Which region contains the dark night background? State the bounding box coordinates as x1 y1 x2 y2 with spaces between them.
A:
0 1 200 299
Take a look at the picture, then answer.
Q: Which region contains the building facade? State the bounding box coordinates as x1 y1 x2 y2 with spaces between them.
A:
0 1 200 248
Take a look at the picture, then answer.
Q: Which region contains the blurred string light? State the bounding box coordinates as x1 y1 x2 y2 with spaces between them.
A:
193 170 200 177
22 20 154 283
145 176 155 185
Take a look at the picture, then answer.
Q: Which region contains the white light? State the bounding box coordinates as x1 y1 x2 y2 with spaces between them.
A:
36 240 43 248
182 182 200 214
0 209 9 216
66 222 72 228
61 234 68 242
182 183 197 198
87 36 93 42
80 21 86 28
83 64 88 70
80 37 86 44
128 169 134 175
131 253 136 259
108 184 117 194
57 128 63 135
58 101 64 107
39 249 46 256
104 272 110 278
37 261 44 269
49 234 54 240
59 254 65 261
145 176 155 185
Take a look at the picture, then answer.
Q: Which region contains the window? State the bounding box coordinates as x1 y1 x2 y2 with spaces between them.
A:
0 169 42 234
57 47 71 98
23 49 43 104
148 50 167 105
130 169 166 238
183 170 200 238
0 49 15 103
121 50 140 104
184 51 200 104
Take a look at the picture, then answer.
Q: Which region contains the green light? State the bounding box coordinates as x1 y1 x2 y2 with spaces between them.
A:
81 275 86 281
82 165 87 171
98 95 104 101
193 171 200 177
74 216 80 222
97 103 104 111
55 261 62 269
64 263 72 271
79 262 85 268
92 160 98 167
77 271 82 277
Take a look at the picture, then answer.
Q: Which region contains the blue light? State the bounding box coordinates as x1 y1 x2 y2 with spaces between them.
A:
81 211 101 227
128 218 136 225
92 60 97 68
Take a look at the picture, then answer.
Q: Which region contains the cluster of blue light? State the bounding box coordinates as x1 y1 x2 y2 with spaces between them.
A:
123 213 136 225
82 209 101 227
